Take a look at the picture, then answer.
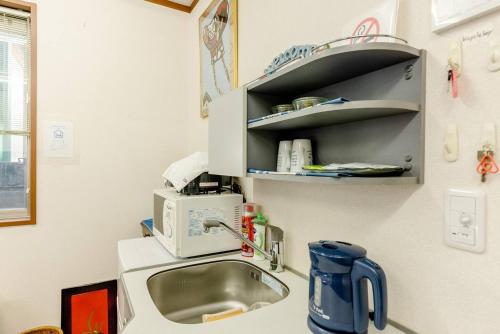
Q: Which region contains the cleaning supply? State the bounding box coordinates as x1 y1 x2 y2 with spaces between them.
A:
252 213 267 261
241 203 257 257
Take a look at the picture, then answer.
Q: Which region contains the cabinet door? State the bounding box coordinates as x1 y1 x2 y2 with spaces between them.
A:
117 278 133 332
208 87 247 177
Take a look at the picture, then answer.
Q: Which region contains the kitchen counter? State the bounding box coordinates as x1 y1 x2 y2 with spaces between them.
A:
121 253 406 334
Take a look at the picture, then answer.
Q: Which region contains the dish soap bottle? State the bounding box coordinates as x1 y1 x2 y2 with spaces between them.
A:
252 213 267 261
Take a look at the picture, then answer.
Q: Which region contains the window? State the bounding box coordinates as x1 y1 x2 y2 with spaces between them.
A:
0 0 36 227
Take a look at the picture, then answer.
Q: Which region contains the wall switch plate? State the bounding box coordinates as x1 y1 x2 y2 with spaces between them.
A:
444 189 486 253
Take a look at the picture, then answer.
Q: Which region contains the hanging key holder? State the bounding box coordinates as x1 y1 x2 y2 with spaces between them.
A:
447 41 462 99
476 145 499 182
447 65 459 98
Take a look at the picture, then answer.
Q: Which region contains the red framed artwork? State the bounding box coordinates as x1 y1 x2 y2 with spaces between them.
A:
61 280 117 334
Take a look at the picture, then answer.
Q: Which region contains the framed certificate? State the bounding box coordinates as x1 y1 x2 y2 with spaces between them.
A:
432 0 500 33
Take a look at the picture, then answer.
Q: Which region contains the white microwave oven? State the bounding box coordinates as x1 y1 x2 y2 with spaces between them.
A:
153 188 243 258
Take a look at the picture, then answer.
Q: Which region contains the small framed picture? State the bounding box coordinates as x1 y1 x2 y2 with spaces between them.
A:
61 280 117 334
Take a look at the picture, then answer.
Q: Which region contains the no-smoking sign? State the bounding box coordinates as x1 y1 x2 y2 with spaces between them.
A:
351 17 380 44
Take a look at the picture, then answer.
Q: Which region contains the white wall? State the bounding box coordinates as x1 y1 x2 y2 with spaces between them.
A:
0 0 189 332
186 1 500 333
1 0 498 332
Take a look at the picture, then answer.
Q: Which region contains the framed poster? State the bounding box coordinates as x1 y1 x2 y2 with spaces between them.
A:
61 280 117 334
432 0 500 33
199 0 238 118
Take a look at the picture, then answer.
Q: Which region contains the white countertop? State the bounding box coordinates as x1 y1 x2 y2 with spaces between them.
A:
118 238 179 274
121 253 405 334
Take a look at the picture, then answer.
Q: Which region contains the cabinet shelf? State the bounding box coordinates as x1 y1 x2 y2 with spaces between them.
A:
248 173 418 185
208 42 426 184
247 42 421 95
247 100 420 131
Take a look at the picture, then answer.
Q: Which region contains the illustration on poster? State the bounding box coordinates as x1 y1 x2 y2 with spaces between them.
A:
352 17 381 44
342 0 399 43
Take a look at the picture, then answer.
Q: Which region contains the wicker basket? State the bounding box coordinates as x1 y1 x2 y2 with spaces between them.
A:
20 326 63 334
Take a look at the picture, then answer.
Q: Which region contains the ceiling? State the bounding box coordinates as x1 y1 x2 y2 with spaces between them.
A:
145 0 199 13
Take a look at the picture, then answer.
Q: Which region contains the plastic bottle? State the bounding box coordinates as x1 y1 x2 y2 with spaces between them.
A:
252 213 267 261
241 203 256 257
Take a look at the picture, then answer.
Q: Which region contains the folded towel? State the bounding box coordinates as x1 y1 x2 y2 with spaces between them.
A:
162 152 208 191
319 97 350 105
303 163 403 171
303 163 406 177
247 168 341 178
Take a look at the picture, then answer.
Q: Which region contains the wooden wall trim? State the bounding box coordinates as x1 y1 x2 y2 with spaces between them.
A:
190 0 199 12
0 220 35 228
0 0 37 228
29 1 37 227
0 0 33 11
145 0 191 13
145 0 200 13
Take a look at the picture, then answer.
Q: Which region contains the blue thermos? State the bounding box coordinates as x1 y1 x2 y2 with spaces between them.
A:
307 241 387 334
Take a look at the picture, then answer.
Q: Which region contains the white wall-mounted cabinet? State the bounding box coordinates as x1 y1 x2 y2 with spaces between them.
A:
209 42 427 185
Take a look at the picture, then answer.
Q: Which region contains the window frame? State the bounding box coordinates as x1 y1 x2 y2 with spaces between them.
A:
0 0 36 228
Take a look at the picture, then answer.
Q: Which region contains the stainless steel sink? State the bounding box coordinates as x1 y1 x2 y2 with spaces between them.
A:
147 260 290 324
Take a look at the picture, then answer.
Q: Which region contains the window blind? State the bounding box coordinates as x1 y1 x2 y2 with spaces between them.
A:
0 6 31 136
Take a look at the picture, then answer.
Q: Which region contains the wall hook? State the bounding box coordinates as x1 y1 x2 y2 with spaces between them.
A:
488 43 500 72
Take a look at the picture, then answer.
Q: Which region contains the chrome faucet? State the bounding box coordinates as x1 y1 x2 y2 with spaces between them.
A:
203 219 284 273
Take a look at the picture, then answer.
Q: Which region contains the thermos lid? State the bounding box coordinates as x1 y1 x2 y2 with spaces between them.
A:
309 241 367 262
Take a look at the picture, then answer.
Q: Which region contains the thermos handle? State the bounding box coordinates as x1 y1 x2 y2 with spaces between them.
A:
351 257 388 332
